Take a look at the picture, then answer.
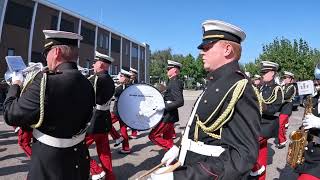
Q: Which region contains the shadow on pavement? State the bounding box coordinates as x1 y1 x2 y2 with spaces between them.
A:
0 130 16 139
268 142 276 165
275 164 299 180
0 139 17 146
113 151 164 180
0 164 29 176
0 153 26 161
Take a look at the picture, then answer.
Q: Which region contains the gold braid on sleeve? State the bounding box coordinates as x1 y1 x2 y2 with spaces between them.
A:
194 79 248 141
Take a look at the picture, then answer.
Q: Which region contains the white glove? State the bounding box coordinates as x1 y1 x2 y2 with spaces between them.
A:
303 114 320 129
147 166 174 180
11 71 24 85
161 145 179 166
155 105 165 111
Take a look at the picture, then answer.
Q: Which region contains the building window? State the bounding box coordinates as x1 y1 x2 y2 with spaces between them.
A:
50 15 58 30
98 34 109 49
5 1 33 29
131 46 138 58
31 51 44 63
7 48 15 56
114 65 118 75
125 43 129 55
81 26 95 45
111 37 120 53
141 50 145 60
60 18 75 32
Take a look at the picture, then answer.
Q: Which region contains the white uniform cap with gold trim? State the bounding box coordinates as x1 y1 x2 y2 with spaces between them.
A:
167 60 182 69
130 67 138 74
95 51 114 64
120 68 133 77
283 71 294 78
260 61 279 72
43 30 82 49
198 20 246 49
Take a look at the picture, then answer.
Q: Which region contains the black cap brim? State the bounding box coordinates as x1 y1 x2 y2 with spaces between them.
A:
197 39 220 50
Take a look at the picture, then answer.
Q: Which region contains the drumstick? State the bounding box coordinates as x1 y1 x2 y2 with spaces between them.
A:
135 161 165 180
161 161 181 174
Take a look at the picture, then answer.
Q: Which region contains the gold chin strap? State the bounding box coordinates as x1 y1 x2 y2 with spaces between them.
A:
194 79 248 141
260 85 284 104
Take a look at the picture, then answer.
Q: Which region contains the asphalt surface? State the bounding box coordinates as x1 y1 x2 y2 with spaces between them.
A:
0 90 303 180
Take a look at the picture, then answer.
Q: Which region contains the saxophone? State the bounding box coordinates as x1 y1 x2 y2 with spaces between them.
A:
287 95 312 168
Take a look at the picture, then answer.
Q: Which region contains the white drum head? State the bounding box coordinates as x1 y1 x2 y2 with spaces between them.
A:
117 84 165 130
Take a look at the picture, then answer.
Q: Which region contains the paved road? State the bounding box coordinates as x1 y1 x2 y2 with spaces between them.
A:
0 90 303 180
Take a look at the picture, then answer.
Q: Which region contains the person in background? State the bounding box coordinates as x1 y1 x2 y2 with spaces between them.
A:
85 51 115 180
276 71 296 149
148 60 184 151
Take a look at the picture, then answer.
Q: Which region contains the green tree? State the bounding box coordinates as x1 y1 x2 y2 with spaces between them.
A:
244 37 320 80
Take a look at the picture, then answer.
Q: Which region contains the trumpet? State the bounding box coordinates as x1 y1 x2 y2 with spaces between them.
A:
5 62 45 85
77 65 93 76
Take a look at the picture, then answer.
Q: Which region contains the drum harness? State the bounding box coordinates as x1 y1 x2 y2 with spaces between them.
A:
179 79 262 165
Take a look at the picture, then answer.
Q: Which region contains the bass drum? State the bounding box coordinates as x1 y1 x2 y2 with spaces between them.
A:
117 84 165 130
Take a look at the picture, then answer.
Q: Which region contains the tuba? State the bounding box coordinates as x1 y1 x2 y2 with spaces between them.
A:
287 95 312 168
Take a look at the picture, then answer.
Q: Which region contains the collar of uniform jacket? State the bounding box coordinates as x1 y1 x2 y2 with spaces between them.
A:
206 61 240 83
55 62 78 72
95 71 109 75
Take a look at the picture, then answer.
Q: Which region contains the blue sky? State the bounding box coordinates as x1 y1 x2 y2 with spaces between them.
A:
49 0 320 64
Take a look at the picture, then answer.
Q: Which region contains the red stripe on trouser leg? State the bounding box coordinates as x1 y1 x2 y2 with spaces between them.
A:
18 129 32 158
298 174 320 180
119 120 130 151
278 114 288 144
110 112 121 140
252 137 268 180
86 134 115 180
149 122 174 151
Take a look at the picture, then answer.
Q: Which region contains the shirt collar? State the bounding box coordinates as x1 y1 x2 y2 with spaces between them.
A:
206 61 240 82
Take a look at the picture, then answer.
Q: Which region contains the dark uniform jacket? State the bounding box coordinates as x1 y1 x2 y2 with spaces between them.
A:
87 71 115 134
260 80 283 138
162 76 184 123
113 84 130 117
280 83 296 115
174 61 261 180
296 94 320 178
4 62 95 180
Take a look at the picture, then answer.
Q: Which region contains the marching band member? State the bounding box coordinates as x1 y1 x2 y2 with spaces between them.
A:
151 20 261 180
250 61 283 179
129 67 139 139
85 51 115 180
112 68 133 154
276 71 296 149
252 74 262 88
3 30 95 180
295 65 320 180
148 60 184 151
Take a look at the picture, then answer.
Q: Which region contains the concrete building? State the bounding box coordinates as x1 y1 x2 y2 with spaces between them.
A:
0 0 150 83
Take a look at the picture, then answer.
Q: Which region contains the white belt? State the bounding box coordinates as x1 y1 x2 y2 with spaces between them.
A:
33 129 86 148
183 139 225 157
96 104 110 111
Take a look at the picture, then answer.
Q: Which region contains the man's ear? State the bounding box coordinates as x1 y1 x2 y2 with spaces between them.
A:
54 47 62 61
224 44 232 57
